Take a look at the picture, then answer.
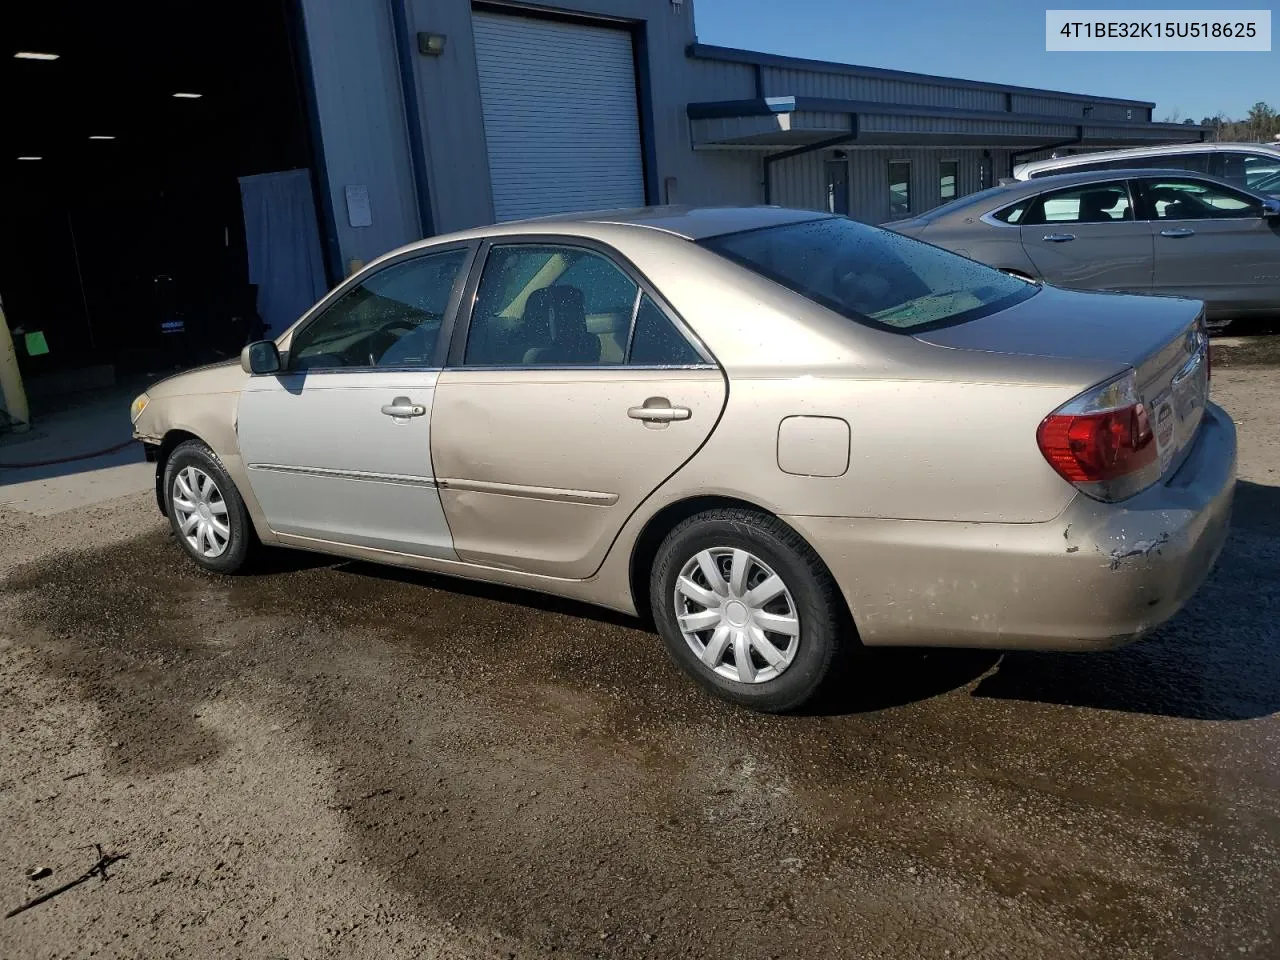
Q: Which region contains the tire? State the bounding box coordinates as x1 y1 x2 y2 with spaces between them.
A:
162 439 255 574
650 508 847 712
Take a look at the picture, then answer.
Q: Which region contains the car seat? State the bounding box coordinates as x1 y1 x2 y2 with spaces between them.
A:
1079 191 1123 222
521 286 600 365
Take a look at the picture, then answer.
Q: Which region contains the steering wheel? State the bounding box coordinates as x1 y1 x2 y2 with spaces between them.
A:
367 321 420 366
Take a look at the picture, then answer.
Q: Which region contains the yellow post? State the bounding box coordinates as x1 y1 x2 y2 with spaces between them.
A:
0 296 30 433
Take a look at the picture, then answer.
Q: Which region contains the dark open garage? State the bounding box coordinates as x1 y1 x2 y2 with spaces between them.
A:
1 1 328 393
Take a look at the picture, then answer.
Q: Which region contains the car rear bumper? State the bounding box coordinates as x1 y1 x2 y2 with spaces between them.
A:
783 401 1236 651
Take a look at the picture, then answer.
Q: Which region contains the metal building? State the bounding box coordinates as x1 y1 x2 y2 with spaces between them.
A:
296 0 1203 274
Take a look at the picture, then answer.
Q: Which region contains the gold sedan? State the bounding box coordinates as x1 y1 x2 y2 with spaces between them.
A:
132 207 1234 711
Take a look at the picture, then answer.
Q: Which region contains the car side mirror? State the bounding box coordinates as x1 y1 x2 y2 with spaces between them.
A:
240 340 281 375
1262 198 1280 218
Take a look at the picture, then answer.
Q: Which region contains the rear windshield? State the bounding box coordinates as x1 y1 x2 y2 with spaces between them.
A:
699 217 1036 332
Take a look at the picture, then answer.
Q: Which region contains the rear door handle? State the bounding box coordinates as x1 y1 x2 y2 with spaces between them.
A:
381 396 426 418
1160 228 1195 238
1042 233 1076 242
628 398 691 423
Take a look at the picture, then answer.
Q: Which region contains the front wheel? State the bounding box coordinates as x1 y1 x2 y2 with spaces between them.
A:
649 508 847 712
163 439 255 574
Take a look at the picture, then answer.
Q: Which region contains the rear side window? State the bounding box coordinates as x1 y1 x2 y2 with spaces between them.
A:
1137 178 1262 220
700 217 1036 333
627 296 702 366
463 245 636 367
990 198 1032 224
1023 182 1133 225
1220 153 1280 191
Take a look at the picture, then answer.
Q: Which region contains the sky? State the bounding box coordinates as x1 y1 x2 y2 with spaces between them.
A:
692 0 1279 122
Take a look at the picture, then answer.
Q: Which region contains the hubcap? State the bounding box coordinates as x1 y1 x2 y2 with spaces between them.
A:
171 466 231 558
673 548 801 684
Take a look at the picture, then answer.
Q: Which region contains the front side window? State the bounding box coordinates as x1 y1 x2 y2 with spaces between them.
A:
288 248 468 370
1023 181 1133 225
888 161 911 218
939 160 959 202
700 217 1036 333
1137 178 1262 220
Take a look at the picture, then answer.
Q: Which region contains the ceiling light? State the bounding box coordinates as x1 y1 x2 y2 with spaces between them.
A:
172 92 203 99
88 135 116 140
17 156 43 161
14 51 59 60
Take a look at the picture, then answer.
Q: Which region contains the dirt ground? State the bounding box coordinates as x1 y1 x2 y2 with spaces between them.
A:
2 364 1279 960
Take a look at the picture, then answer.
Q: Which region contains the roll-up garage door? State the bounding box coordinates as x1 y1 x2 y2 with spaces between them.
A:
471 11 646 222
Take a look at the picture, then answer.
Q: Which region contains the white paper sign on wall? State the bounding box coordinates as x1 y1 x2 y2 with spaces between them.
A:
345 185 373 228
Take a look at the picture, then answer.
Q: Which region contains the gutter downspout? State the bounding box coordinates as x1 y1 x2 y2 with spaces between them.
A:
762 115 858 205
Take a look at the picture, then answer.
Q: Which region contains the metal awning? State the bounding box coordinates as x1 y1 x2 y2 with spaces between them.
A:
687 96 1207 151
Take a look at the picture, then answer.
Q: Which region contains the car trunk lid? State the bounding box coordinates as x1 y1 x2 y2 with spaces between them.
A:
915 286 1210 481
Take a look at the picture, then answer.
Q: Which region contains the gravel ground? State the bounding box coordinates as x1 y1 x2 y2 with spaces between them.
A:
1 365 1278 960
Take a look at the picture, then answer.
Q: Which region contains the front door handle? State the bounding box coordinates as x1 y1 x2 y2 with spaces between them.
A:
1042 233 1076 242
628 397 692 424
1160 228 1195 238
381 396 426 418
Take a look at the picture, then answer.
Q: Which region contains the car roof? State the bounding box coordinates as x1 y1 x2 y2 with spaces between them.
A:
1017 141 1280 176
436 205 831 244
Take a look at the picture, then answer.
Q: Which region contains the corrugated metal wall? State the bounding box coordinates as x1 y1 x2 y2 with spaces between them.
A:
298 0 1163 266
860 114 1078 140
299 0 421 266
1011 94 1138 121
685 56 756 100
763 67 1008 112
406 0 711 233
770 148 1014 224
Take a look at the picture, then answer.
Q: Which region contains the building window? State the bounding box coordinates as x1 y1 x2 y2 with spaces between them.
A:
978 154 992 190
939 160 959 202
888 160 911 218
825 158 849 215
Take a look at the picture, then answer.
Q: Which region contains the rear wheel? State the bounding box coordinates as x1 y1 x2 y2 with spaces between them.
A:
650 508 846 712
163 439 255 574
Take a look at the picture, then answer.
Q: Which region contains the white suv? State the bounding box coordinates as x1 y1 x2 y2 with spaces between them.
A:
1014 143 1280 196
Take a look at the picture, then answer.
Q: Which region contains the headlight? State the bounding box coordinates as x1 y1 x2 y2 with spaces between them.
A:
129 393 150 423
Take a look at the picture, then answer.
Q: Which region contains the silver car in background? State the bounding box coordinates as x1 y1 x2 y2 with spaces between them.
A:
1013 142 1280 197
887 168 1280 329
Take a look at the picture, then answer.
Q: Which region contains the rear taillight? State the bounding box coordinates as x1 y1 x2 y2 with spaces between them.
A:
1037 370 1160 502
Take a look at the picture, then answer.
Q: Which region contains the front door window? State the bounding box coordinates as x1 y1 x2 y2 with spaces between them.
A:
1023 181 1134 225
289 248 469 370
